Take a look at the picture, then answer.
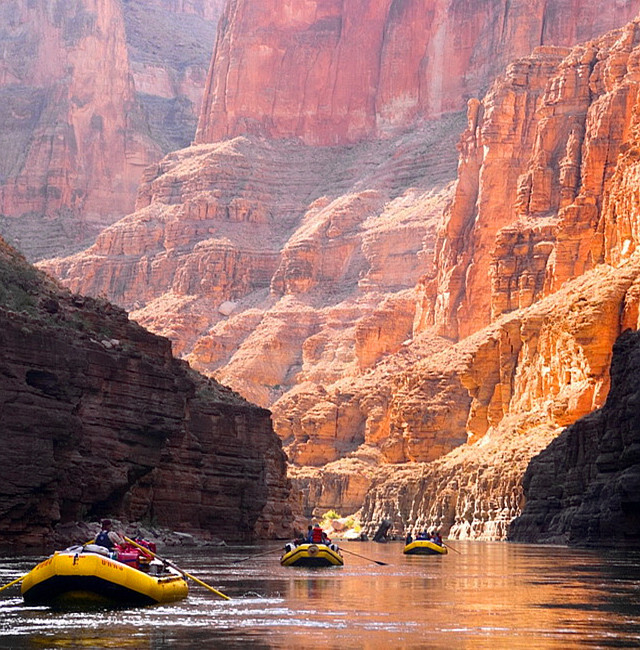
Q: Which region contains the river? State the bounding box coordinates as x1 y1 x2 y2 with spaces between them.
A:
1 540 639 648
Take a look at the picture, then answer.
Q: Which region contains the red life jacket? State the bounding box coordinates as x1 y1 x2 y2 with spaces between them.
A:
311 527 324 543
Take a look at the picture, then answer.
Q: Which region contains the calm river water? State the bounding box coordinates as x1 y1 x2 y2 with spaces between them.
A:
1 540 639 649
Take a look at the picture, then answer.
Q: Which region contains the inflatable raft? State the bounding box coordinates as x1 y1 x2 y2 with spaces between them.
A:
280 543 344 567
21 545 188 607
403 540 448 555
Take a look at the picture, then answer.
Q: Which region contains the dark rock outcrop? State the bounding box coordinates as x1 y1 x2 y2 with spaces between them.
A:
509 329 640 547
0 237 293 551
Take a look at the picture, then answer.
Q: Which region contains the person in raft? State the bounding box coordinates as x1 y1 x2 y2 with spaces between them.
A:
95 519 125 550
308 523 324 543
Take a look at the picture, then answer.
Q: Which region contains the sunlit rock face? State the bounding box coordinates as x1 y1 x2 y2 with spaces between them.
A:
197 0 640 146
40 115 465 475
0 237 293 550
38 4 640 540
359 21 640 540
423 20 640 341
359 259 640 540
509 329 640 547
0 0 223 261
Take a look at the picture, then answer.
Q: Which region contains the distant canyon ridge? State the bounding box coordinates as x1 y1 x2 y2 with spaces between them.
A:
0 0 226 260
4 0 640 545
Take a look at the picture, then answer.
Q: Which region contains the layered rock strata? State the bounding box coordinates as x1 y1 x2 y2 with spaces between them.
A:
509 329 640 547
123 0 223 152
0 0 222 261
198 0 640 146
37 7 640 542
0 237 293 550
359 258 640 539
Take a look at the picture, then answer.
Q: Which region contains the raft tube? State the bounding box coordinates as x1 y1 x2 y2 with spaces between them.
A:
403 540 448 555
21 549 188 607
280 543 344 567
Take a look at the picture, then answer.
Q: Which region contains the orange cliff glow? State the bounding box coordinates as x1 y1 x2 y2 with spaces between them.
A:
35 4 640 539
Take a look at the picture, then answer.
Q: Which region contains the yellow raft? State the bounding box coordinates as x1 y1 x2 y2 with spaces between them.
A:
280 543 344 567
403 540 448 555
21 547 188 607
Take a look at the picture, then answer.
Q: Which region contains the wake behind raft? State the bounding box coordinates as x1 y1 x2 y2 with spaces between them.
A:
20 541 188 607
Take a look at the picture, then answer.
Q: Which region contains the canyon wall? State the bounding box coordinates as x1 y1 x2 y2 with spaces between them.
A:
36 3 640 544
124 0 223 152
0 236 293 551
0 0 222 261
357 21 640 541
197 0 640 146
509 329 640 547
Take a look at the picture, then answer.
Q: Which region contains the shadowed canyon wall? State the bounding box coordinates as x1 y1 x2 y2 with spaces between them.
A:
0 0 223 261
509 329 640 548
35 2 640 544
0 237 293 550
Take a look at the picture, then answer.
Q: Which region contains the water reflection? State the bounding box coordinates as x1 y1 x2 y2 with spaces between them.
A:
1 542 640 648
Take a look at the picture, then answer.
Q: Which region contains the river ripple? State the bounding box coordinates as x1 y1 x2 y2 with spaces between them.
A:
2 541 640 648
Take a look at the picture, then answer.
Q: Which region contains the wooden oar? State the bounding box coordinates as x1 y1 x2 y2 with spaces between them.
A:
124 536 230 600
232 547 283 563
443 540 462 554
340 546 388 566
0 573 29 594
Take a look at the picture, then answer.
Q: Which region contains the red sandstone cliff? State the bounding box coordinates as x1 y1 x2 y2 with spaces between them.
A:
36 4 640 543
359 21 640 541
0 236 293 550
509 328 640 547
0 0 223 261
197 0 640 146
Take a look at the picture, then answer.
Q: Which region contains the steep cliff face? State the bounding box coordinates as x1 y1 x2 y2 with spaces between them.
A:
0 0 222 261
36 5 640 543
197 0 640 146
359 258 640 539
509 329 640 547
422 22 640 341
0 237 293 550
357 22 640 540
0 0 154 260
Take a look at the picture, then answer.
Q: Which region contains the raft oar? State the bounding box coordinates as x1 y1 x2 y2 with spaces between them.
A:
0 573 29 593
339 546 388 566
232 547 283 563
443 540 462 554
124 536 230 601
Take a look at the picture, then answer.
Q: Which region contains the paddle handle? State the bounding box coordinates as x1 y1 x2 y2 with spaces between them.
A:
0 574 27 593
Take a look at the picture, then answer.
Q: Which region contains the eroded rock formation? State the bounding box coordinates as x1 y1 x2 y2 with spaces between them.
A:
509 329 640 547
358 22 640 541
0 237 293 551
35 4 640 544
0 0 222 261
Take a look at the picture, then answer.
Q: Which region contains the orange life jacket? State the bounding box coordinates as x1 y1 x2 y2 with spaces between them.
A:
311 527 324 543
